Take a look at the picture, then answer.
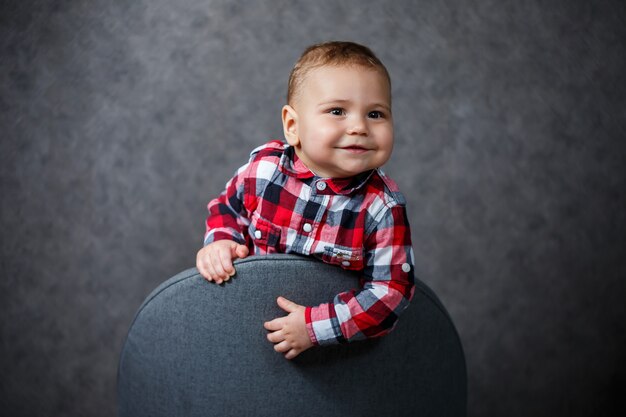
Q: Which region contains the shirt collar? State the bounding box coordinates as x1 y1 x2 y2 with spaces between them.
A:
279 145 374 195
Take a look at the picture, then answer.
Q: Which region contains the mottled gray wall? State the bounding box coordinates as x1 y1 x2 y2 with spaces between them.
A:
1 0 625 416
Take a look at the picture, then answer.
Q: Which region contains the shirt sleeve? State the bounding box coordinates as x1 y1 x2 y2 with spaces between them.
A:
305 203 415 345
203 160 252 246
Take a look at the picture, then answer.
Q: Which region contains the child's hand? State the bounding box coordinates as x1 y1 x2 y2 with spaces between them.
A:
264 296 314 360
196 240 249 284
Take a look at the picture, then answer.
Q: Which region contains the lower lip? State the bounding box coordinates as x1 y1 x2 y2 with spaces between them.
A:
341 147 370 154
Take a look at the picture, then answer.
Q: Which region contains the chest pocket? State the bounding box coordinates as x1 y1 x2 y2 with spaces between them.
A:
249 212 281 254
322 246 364 271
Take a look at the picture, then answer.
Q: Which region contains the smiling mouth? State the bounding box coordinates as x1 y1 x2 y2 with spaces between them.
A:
340 146 371 154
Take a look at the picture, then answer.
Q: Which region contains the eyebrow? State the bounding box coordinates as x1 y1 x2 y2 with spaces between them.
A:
317 99 391 112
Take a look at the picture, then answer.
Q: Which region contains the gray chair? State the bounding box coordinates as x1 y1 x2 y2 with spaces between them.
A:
118 254 466 416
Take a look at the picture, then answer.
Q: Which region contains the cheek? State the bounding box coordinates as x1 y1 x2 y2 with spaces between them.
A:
303 118 335 138
376 126 394 145
311 125 342 147
317 121 342 136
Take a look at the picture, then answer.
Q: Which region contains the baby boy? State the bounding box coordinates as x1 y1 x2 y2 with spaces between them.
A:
196 41 415 359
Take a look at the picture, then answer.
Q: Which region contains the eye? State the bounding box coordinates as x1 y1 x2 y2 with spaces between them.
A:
368 111 385 119
328 108 345 116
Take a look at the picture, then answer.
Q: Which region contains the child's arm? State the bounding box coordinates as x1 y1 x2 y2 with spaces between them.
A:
306 203 415 346
264 203 414 358
197 153 255 283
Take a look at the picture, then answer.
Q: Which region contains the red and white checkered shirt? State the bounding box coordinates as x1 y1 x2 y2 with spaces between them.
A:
204 140 415 345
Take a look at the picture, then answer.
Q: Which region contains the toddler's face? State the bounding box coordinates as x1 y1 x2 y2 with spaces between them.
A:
284 65 393 178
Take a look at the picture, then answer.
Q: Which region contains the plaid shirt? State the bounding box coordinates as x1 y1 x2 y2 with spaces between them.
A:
204 140 415 345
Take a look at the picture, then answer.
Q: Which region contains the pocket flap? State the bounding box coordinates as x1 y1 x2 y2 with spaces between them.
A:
322 246 364 270
250 212 281 248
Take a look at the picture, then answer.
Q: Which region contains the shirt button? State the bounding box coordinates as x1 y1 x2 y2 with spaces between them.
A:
341 260 351 267
402 263 411 273
316 181 327 191
303 223 312 233
254 230 262 239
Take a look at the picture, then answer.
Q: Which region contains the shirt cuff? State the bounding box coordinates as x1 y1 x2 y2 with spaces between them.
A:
204 228 245 246
305 303 345 346
304 307 318 346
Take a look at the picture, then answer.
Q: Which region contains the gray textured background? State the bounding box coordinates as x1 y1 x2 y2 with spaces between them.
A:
1 1 625 416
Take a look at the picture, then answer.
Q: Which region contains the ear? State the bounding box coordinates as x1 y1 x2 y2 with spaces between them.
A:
282 105 300 147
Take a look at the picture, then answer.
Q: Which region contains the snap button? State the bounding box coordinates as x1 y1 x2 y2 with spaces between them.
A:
254 230 262 239
316 181 327 191
303 223 312 233
401 263 411 273
341 260 351 267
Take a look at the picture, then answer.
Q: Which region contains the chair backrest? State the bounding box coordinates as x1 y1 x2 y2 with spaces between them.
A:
118 254 466 416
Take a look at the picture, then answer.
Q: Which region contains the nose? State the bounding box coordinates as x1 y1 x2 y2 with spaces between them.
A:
346 117 368 136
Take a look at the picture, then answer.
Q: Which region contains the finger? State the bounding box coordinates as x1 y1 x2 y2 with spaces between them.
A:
205 254 223 284
264 318 284 331
200 266 213 282
217 249 235 278
204 260 218 283
284 349 300 360
209 251 228 281
196 257 210 280
235 244 249 259
274 340 291 353
277 296 299 313
211 250 227 278
266 330 285 344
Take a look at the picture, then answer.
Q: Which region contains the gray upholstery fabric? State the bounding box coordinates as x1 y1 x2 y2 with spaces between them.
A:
118 255 466 416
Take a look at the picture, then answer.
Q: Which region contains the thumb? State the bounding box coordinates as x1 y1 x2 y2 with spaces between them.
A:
231 243 249 259
277 296 300 313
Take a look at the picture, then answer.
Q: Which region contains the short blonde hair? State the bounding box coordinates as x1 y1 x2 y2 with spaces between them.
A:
287 41 391 105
